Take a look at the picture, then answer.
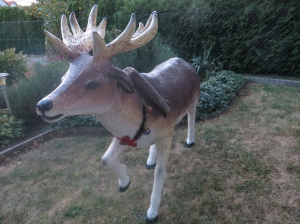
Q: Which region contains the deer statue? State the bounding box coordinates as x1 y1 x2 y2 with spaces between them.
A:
36 5 199 223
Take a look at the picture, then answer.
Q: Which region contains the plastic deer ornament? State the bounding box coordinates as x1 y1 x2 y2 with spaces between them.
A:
36 5 200 223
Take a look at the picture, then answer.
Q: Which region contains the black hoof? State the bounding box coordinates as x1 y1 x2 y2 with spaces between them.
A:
186 142 194 148
146 215 159 223
145 163 156 170
119 180 130 192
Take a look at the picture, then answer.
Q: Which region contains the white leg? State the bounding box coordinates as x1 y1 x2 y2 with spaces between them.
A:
147 137 172 222
101 137 131 192
146 144 156 170
186 97 198 146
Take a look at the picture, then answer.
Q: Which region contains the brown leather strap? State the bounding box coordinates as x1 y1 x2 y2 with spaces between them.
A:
134 90 147 140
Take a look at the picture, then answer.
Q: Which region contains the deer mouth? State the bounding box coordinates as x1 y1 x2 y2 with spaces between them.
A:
42 114 64 122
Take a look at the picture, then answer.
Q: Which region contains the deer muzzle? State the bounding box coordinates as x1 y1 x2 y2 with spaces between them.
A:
37 99 64 122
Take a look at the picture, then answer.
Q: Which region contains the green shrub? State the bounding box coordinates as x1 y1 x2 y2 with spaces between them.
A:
0 48 28 85
0 109 25 145
7 59 68 123
190 47 223 80
112 35 177 72
196 70 246 119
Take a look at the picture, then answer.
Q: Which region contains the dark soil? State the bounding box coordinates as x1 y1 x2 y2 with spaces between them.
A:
0 122 49 152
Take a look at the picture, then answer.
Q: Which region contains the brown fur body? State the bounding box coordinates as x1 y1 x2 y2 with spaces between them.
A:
140 57 200 124
115 57 200 148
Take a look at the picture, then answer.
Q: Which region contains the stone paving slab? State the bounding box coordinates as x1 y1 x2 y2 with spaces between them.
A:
247 77 300 87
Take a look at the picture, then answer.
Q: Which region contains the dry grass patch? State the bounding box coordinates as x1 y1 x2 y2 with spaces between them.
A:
1 83 300 223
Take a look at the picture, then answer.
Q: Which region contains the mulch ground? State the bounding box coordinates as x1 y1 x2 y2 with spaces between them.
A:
0 122 49 153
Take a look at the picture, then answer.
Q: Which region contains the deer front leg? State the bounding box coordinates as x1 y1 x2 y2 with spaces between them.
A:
146 138 172 223
101 137 131 192
146 144 156 170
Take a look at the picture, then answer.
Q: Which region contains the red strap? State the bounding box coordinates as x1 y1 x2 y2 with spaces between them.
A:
115 135 138 147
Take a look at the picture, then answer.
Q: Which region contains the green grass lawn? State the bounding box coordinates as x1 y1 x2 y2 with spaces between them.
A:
1 83 300 224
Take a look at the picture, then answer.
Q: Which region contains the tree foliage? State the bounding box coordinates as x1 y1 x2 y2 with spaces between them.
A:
24 0 69 37
0 48 28 85
23 0 300 76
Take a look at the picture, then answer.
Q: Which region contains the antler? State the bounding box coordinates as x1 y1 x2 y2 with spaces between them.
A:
93 11 158 60
45 5 106 60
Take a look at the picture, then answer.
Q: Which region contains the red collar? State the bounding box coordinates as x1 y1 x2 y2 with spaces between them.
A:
115 135 138 147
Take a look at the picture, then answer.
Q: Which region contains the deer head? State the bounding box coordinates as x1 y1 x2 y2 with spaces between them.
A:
37 5 158 122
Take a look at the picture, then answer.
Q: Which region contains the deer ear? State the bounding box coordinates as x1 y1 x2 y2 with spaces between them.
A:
123 67 171 118
117 79 135 93
108 68 135 94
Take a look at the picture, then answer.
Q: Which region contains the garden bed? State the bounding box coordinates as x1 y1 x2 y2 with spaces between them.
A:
0 122 48 153
0 127 109 164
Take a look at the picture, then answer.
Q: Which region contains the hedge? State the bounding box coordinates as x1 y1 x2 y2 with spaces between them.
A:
114 0 300 76
0 7 45 54
197 2 300 76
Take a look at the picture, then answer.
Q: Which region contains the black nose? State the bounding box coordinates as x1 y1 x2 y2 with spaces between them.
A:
37 99 53 112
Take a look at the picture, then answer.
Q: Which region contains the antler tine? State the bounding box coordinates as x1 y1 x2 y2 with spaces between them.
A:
93 12 158 60
106 13 136 48
45 30 79 60
138 22 145 31
132 22 145 39
141 11 156 33
96 13 136 59
97 17 107 39
70 12 84 36
45 5 110 61
61 14 73 44
123 12 158 52
87 5 98 30
93 32 107 59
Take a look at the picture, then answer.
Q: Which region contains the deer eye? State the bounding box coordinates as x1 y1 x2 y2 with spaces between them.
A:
85 81 100 90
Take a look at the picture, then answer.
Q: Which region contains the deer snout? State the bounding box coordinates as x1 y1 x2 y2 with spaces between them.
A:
37 99 53 112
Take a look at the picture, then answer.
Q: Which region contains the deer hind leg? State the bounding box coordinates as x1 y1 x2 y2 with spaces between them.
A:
146 144 156 170
146 137 172 222
101 137 131 192
186 96 198 147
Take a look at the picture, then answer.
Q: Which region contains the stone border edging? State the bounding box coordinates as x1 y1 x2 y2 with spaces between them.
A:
247 77 300 87
0 129 54 158
0 127 109 164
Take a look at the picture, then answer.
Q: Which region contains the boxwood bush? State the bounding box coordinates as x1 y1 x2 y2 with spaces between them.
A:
196 70 246 120
0 109 25 145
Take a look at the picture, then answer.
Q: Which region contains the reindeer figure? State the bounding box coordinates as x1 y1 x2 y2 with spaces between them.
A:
37 5 199 223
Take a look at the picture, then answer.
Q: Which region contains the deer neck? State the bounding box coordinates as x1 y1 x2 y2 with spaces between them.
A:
96 86 143 139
